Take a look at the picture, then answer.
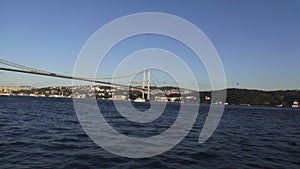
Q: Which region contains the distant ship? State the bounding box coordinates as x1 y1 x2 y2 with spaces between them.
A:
0 93 12 97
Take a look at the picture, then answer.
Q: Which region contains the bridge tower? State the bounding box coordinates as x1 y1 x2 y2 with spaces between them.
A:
141 69 151 100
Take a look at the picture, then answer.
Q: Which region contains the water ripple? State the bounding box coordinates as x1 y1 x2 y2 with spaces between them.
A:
0 97 300 168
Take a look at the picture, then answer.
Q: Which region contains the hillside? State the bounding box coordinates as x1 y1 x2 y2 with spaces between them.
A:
200 88 300 107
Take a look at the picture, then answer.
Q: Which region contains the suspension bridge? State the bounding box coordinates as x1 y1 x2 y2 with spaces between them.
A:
0 59 169 101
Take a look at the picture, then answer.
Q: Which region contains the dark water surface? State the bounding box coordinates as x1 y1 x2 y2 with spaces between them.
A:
1 97 299 168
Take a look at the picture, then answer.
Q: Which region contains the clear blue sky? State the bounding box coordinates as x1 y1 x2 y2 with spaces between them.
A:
0 0 300 90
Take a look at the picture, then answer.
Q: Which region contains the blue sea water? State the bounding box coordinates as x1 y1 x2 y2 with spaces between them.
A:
0 97 299 168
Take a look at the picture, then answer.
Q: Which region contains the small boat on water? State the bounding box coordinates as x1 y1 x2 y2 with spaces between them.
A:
292 101 299 108
133 97 146 102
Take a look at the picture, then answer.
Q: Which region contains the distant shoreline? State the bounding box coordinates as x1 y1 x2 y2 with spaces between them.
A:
1 86 300 108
